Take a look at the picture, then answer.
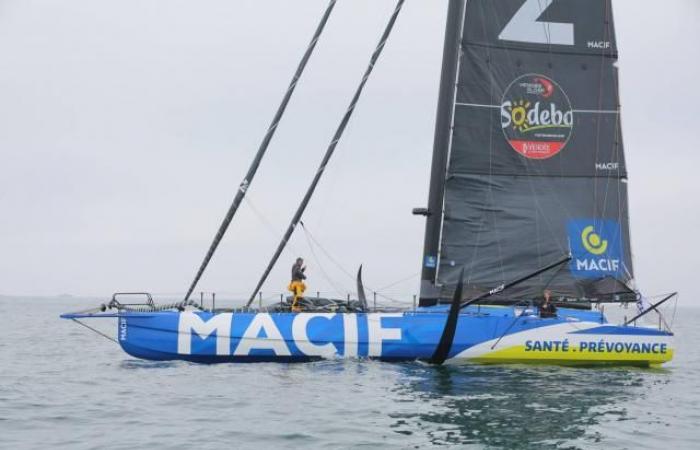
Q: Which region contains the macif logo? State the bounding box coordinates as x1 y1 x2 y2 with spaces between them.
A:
568 220 624 278
581 226 607 255
119 318 127 341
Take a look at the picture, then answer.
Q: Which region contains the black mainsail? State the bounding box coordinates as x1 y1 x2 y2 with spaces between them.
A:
419 0 634 306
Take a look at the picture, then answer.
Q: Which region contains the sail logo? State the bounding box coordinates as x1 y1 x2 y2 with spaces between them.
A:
581 226 608 255
596 162 619 171
501 74 573 159
568 220 624 279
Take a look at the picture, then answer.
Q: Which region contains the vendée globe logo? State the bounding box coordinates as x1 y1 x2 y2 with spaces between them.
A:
500 74 574 159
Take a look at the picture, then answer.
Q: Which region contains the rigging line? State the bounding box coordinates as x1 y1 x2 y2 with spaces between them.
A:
463 0 488 286
623 293 676 326
245 0 406 307
540 260 566 292
71 318 119 345
300 222 356 282
373 292 409 305
182 0 338 302
243 195 303 256
592 0 614 227
301 221 418 303
607 6 628 278
474 4 498 281
418 0 466 305
372 289 408 304
375 271 421 293
670 294 678 329
484 16 507 285
595 4 626 273
544 0 556 69
300 221 409 302
454 103 619 114
640 292 674 331
300 224 351 298
490 300 531 350
460 255 571 309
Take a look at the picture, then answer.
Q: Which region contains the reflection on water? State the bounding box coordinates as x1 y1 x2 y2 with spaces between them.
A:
389 364 656 448
118 360 181 370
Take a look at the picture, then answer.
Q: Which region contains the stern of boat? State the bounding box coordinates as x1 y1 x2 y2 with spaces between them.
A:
451 316 673 367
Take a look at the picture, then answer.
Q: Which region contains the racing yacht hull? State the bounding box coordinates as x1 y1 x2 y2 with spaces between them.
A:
80 306 672 367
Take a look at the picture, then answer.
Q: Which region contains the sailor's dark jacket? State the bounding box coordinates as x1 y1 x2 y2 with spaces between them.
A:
291 264 306 282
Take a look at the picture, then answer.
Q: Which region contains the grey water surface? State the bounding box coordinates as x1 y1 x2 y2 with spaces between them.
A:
0 297 697 449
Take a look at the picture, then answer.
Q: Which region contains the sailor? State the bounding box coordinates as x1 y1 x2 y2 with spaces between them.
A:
539 289 558 318
288 257 307 312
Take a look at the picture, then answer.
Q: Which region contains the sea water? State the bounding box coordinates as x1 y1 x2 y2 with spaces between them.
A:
0 297 697 449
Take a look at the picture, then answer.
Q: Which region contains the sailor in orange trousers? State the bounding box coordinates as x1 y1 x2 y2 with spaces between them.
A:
288 257 307 312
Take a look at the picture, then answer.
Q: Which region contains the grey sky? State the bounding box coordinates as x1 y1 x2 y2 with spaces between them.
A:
1 1 698 306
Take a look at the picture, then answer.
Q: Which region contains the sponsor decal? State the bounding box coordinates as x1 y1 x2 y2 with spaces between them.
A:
501 74 573 159
587 41 611 49
119 317 127 341
177 312 402 358
568 219 624 278
424 255 437 269
178 313 232 355
524 339 668 354
238 179 249 193
595 162 619 171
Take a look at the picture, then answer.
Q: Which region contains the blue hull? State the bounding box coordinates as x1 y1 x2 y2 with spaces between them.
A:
65 306 673 366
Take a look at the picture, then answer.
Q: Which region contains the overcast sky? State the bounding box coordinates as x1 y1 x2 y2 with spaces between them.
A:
1 0 698 306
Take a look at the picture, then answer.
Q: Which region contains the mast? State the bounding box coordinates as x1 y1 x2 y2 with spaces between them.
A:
182 1 337 302
416 0 466 307
245 0 406 308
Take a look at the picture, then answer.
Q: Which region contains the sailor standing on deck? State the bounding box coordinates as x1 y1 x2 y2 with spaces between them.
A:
289 257 307 312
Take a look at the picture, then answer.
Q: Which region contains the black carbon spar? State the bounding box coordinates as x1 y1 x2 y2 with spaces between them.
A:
459 255 572 310
418 0 467 307
245 0 406 307
425 256 572 365
427 268 465 365
182 0 338 303
624 292 677 326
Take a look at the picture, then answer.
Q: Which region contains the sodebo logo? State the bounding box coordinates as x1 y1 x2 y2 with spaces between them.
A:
501 74 574 159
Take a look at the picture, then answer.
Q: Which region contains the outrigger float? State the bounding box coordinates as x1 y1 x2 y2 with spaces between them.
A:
63 0 676 367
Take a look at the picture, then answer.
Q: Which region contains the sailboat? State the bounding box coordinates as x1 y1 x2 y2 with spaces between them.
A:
62 0 675 366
